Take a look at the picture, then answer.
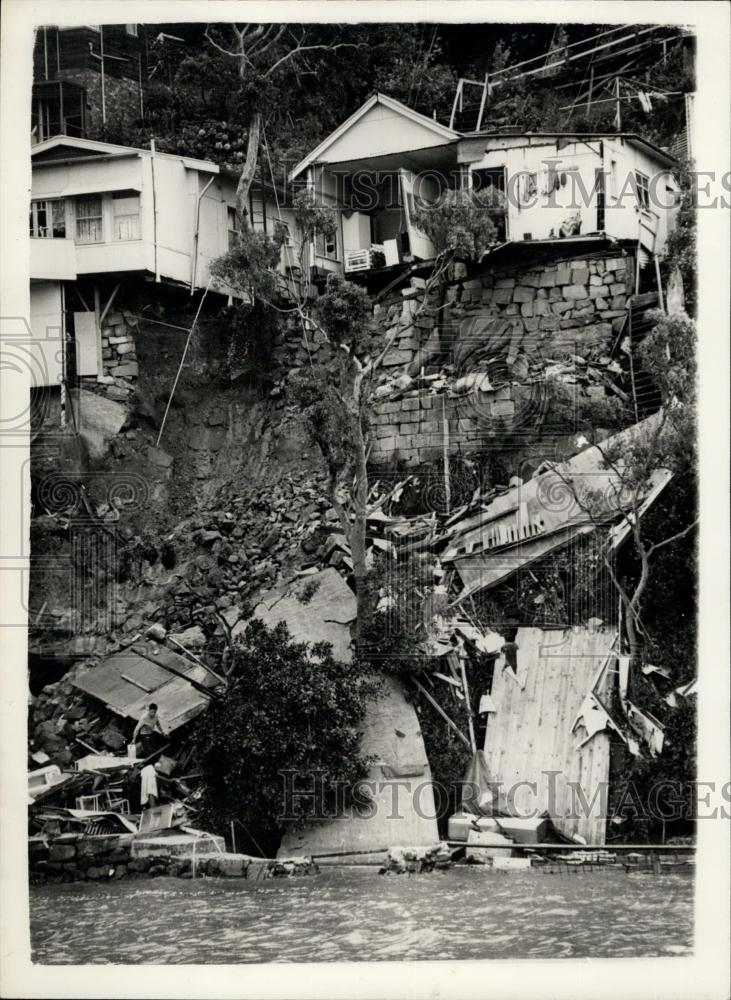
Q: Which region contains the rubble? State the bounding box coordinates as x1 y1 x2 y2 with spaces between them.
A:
379 843 454 874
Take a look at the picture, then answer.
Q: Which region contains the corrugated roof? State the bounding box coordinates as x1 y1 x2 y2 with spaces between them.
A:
72 644 213 732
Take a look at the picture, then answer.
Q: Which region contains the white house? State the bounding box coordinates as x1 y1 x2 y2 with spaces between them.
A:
29 136 296 387
289 93 680 277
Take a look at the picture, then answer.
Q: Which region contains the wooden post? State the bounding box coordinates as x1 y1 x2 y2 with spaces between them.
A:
476 74 489 131
93 284 103 379
653 254 666 313
457 654 477 753
587 65 594 115
614 77 621 129
627 308 639 423
411 677 472 750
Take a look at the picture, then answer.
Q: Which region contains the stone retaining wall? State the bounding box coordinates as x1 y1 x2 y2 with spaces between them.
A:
28 834 270 884
370 251 632 466
80 310 139 403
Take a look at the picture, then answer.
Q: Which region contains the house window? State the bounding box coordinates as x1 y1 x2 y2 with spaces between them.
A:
595 168 605 231
227 206 240 249
75 195 103 243
635 171 650 211
112 192 140 241
29 199 66 238
125 25 138 36
315 228 338 261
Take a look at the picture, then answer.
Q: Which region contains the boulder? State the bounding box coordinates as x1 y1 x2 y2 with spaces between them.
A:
168 625 206 650
99 725 127 751
76 389 127 460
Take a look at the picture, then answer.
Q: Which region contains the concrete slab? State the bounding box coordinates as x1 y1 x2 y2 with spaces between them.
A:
277 675 439 863
130 832 225 859
240 568 356 663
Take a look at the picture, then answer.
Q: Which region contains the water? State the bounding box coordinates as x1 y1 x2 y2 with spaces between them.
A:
30 867 694 964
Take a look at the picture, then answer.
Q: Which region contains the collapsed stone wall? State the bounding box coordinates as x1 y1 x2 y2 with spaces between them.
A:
370 251 632 466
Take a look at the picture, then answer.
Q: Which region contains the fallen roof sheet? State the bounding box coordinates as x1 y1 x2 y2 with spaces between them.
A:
444 413 672 601
72 645 212 732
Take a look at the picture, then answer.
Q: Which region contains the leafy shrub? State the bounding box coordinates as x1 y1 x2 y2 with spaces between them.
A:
192 620 380 838
413 187 506 260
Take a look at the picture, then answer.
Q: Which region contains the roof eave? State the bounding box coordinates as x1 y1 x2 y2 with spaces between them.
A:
289 92 459 182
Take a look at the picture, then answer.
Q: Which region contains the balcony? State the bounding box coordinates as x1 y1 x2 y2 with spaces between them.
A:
30 237 77 280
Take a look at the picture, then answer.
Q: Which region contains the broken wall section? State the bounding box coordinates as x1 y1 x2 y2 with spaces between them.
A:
370 252 633 466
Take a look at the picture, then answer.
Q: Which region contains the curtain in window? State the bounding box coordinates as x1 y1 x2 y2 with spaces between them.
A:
112 194 140 241
76 196 103 243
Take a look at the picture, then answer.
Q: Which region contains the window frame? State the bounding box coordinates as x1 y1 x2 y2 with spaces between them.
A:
111 192 141 242
634 171 651 212
74 195 104 244
29 199 66 239
227 206 240 250
315 227 338 261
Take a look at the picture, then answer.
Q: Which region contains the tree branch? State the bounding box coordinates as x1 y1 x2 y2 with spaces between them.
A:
263 41 364 78
646 516 698 558
204 29 241 59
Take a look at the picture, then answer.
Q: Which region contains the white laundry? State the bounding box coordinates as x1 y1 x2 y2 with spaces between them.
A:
140 764 158 806
478 693 497 714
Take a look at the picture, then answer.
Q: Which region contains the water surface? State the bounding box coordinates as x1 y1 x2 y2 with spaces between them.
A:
30 867 694 964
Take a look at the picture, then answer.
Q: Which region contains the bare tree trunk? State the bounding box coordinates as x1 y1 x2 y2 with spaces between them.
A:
350 388 371 645
623 594 644 671
236 111 262 230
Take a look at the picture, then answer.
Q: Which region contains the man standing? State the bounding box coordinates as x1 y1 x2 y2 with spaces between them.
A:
132 703 166 759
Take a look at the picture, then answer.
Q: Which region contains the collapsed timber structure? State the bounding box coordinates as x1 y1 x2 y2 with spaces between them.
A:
27 74 695 864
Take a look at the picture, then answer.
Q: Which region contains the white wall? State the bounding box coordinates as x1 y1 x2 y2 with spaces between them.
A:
32 155 143 200
29 281 64 388
466 137 679 255
317 102 453 163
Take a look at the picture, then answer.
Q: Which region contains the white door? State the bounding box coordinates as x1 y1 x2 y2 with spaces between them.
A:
30 281 64 387
73 312 99 376
399 169 436 261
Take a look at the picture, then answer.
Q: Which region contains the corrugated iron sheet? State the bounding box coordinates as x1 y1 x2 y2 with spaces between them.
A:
72 646 211 732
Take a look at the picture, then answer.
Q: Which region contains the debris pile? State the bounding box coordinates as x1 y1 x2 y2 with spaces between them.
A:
379 843 454 875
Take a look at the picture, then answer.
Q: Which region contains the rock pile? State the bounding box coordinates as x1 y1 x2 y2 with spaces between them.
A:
30 679 129 768
379 843 454 875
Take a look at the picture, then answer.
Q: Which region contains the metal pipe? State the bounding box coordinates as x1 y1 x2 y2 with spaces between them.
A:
150 139 159 282
190 174 215 293
100 25 106 125
448 842 695 851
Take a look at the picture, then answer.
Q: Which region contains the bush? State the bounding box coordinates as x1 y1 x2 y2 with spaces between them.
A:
413 187 505 260
192 620 380 839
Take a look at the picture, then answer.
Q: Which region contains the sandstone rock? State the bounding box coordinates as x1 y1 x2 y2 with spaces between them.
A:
110 362 139 378
563 284 588 300
49 844 76 861
100 726 127 751
168 625 206 650
146 623 167 641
